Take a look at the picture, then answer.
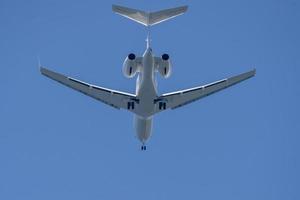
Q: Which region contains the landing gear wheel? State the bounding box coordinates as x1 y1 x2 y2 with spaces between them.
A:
141 145 147 151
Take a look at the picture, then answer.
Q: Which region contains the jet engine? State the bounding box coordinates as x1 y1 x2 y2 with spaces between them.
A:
156 54 171 78
123 53 139 78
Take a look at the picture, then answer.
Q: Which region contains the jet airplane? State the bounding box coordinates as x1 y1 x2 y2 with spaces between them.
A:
40 5 256 150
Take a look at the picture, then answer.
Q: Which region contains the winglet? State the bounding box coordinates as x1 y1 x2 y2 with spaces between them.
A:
253 68 257 75
112 5 188 26
37 56 42 70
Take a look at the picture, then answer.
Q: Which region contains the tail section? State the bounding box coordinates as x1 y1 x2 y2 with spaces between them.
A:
112 5 188 26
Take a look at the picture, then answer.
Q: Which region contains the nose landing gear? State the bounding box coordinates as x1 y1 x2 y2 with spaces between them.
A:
141 145 147 151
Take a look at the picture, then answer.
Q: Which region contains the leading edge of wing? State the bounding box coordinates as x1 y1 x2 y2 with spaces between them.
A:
40 67 136 109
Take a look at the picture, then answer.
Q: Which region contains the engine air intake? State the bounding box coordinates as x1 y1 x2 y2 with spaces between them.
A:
162 54 169 60
128 53 136 60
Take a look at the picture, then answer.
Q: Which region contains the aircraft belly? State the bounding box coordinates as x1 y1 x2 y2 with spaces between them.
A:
132 48 157 141
134 115 153 143
136 76 157 117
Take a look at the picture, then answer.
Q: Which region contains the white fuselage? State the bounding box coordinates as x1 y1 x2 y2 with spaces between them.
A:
134 47 157 144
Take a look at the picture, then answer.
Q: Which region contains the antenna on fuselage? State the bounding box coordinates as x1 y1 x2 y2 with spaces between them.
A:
112 4 188 48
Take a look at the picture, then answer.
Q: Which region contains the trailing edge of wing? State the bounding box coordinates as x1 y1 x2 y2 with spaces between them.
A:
40 67 137 111
156 69 256 111
112 4 188 26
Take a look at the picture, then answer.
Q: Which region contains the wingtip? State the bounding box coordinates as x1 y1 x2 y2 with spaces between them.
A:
112 4 128 12
112 4 117 11
39 66 50 76
252 68 256 76
39 66 45 74
37 56 43 74
182 5 189 11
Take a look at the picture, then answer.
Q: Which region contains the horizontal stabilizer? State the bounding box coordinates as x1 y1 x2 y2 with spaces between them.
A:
112 5 188 26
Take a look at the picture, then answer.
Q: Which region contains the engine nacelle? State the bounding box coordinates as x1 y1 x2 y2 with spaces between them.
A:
123 53 138 78
157 54 172 78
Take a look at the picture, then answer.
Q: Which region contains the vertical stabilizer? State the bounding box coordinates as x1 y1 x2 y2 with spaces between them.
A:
112 5 188 26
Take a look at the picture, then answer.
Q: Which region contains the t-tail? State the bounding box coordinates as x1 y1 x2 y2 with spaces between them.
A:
112 5 188 26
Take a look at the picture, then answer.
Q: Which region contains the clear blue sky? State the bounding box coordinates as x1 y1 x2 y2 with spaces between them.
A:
1 0 299 199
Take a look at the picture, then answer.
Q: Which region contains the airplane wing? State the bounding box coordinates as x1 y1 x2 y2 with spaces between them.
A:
40 67 138 112
154 69 256 112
